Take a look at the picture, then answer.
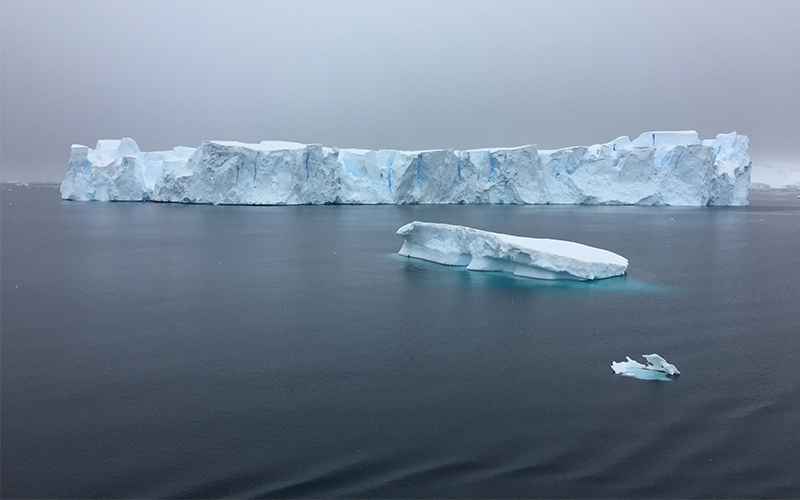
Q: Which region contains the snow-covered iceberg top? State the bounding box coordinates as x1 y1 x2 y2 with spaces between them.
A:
397 221 628 280
612 354 681 381
60 131 750 206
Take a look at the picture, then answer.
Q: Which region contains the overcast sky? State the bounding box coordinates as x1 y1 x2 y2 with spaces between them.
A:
2 0 799 182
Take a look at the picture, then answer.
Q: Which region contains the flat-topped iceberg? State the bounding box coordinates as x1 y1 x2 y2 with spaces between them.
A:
396 221 628 280
612 354 681 380
60 131 750 206
542 131 750 206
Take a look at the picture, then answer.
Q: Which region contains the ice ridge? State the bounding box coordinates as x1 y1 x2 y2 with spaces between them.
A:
60 131 750 206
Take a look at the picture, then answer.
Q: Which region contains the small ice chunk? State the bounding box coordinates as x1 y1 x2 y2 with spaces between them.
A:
611 356 648 375
643 353 680 375
612 354 680 380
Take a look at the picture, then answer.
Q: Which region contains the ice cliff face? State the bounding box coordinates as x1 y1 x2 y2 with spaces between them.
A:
60 131 750 206
541 131 750 206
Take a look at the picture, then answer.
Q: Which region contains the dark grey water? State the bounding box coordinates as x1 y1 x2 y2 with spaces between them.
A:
2 185 799 498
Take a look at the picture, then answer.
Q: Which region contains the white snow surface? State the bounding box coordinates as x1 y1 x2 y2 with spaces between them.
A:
397 221 628 281
60 131 751 205
612 354 681 380
643 354 681 375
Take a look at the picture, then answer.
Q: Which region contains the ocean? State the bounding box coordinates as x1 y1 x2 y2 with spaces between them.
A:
2 185 799 498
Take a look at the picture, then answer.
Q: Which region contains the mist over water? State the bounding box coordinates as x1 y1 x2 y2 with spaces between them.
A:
2 1 800 182
2 186 799 498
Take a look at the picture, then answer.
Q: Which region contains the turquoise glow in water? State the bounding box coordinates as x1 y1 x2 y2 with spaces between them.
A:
387 253 674 293
616 367 675 381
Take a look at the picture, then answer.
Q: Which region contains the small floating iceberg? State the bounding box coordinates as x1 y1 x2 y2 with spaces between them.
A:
612 354 681 381
396 221 628 280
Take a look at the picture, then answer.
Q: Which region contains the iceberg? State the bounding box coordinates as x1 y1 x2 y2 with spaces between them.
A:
541 131 750 205
60 131 750 206
396 221 628 280
612 354 681 380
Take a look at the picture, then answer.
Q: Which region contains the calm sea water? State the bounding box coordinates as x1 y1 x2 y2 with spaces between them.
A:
2 185 799 498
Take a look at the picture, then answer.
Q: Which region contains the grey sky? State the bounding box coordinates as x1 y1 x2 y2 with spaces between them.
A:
2 0 799 182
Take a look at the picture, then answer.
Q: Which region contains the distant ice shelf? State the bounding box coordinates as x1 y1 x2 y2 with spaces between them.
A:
60 131 751 206
397 221 628 281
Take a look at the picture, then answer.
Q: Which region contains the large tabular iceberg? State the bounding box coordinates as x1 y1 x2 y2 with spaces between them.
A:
397 221 628 280
60 131 750 206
